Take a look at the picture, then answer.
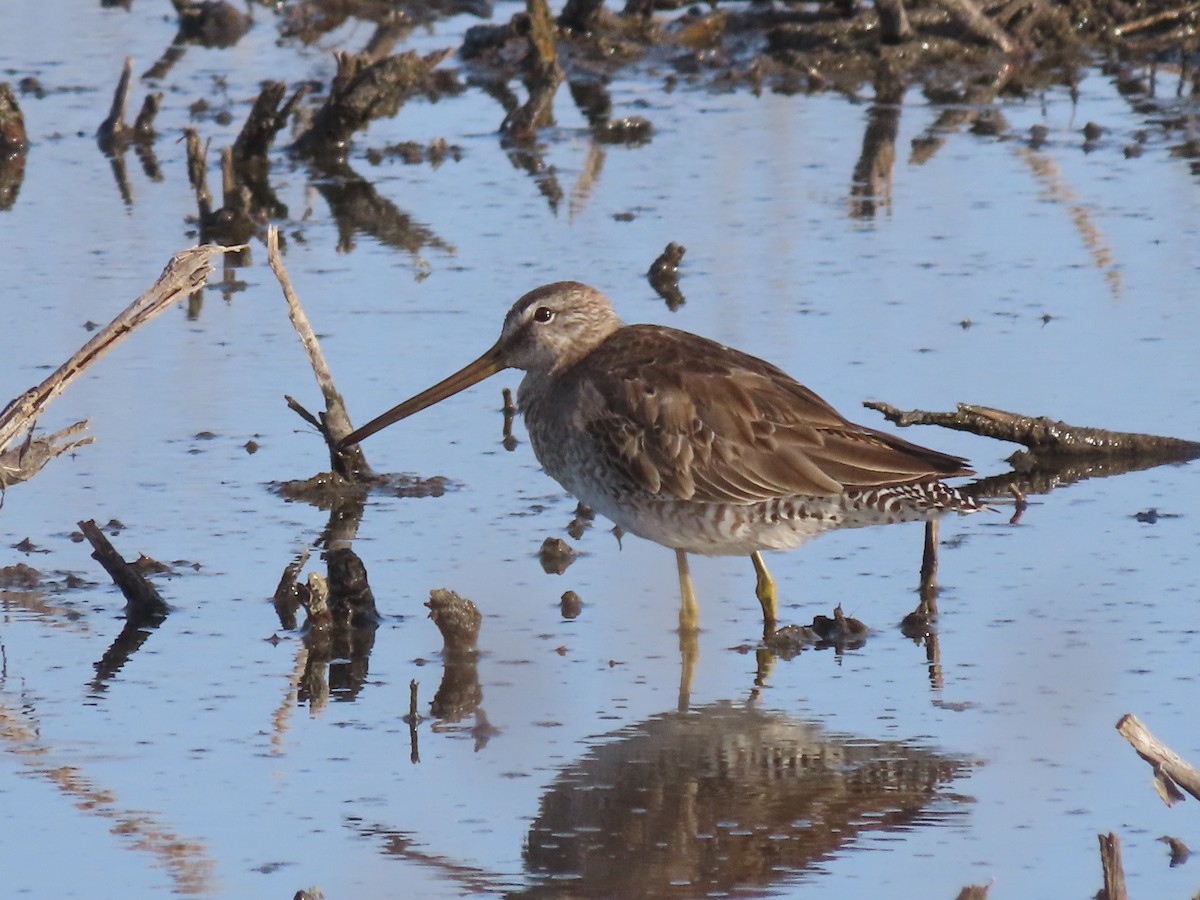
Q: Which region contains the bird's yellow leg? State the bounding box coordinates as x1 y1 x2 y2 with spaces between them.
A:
676 548 699 633
751 551 778 636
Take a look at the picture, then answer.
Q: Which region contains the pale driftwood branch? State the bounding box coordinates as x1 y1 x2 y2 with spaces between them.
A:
0 421 94 490
265 225 371 480
78 519 170 620
0 245 238 485
1096 832 1128 900
1116 713 1200 805
865 402 1200 459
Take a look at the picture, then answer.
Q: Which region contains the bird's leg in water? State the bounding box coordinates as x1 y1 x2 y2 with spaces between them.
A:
751 550 778 636
676 548 699 633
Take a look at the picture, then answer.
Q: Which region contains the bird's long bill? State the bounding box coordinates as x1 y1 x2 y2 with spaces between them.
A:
338 341 507 449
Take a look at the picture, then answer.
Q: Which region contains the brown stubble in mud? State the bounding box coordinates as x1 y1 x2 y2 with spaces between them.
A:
427 587 482 653
426 588 485 724
538 537 577 574
289 562 379 709
762 604 869 660
96 57 164 206
292 49 456 161
647 241 686 310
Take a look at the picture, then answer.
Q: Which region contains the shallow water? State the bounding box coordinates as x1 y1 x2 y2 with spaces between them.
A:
1 2 1199 897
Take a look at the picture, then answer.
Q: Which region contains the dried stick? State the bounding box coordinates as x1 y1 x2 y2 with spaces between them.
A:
1113 6 1194 37
264 225 369 478
0 245 236 483
1116 713 1200 805
0 422 93 490
78 519 169 620
406 679 421 763
865 402 1200 459
1096 832 1127 900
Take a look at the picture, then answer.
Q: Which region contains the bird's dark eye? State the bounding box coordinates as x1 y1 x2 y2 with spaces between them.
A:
533 306 554 324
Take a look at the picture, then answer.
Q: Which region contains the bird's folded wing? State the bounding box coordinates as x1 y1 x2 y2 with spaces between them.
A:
575 326 968 504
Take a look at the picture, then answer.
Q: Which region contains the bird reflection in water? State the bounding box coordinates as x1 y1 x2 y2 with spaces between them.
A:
522 701 973 897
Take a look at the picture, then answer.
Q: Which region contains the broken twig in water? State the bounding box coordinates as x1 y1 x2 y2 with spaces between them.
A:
78 519 170 620
406 679 421 763
0 244 237 485
1116 713 1200 805
864 402 1200 461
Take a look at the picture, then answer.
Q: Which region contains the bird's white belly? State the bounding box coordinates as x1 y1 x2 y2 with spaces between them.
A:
565 481 961 557
528 417 979 557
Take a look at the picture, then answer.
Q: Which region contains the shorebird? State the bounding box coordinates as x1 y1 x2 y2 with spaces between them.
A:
340 282 981 635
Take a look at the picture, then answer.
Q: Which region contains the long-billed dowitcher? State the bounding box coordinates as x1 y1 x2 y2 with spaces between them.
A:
340 282 981 633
